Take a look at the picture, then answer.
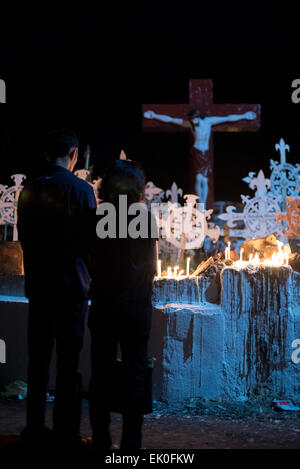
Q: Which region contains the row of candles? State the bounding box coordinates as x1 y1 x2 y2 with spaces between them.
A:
156 257 191 279
225 241 289 267
156 239 289 280
156 240 191 279
225 242 245 262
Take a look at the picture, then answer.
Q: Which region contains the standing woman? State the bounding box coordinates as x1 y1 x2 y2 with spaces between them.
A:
88 159 156 450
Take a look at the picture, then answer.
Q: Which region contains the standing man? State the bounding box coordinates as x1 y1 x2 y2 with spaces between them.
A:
18 130 97 449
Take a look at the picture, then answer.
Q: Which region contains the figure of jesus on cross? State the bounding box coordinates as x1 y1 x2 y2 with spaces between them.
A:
143 80 261 209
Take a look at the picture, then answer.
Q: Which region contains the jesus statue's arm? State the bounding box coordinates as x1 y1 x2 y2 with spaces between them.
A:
144 110 191 128
208 111 256 126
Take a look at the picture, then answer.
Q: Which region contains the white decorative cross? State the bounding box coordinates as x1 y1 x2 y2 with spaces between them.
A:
219 170 284 241
149 182 220 250
165 182 183 204
165 193 220 249
243 169 271 198
275 138 290 166
0 174 26 241
270 138 300 209
145 182 164 201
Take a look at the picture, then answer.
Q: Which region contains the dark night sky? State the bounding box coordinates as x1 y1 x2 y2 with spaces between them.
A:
0 5 300 201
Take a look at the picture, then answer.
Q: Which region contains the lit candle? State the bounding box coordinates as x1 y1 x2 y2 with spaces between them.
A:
157 259 161 278
167 267 172 278
178 269 185 278
249 254 253 263
285 253 289 266
240 247 244 262
228 241 231 260
174 266 179 278
186 257 190 277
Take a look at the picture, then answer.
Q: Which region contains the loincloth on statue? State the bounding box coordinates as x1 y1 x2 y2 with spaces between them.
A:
189 146 214 208
190 146 213 178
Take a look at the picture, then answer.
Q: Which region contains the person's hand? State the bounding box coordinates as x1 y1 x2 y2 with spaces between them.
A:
245 111 256 120
144 110 156 119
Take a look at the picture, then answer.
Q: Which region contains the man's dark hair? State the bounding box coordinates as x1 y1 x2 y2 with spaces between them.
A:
45 129 79 161
99 160 146 205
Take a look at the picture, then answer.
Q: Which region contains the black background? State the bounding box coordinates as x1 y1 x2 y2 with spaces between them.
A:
0 5 299 201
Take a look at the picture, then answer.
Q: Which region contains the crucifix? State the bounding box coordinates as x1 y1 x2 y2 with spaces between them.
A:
143 79 261 209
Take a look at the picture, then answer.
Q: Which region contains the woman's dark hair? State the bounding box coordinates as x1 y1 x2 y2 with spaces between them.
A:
99 159 146 205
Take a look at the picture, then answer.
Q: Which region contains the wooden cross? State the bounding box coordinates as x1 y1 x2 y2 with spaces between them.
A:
143 79 261 209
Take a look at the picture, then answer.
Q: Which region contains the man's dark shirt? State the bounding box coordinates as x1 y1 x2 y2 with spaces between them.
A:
17 165 97 300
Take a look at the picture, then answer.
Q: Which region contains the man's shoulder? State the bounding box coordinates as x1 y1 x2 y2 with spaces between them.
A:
47 167 93 194
30 167 95 202
70 172 94 193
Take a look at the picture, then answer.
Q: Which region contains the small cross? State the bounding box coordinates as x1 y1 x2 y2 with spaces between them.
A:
275 138 290 166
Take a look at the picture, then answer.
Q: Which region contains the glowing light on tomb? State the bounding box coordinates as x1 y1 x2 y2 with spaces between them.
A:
155 239 290 280
232 240 289 269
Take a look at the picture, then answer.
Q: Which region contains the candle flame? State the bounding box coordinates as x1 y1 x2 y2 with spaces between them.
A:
232 240 289 268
